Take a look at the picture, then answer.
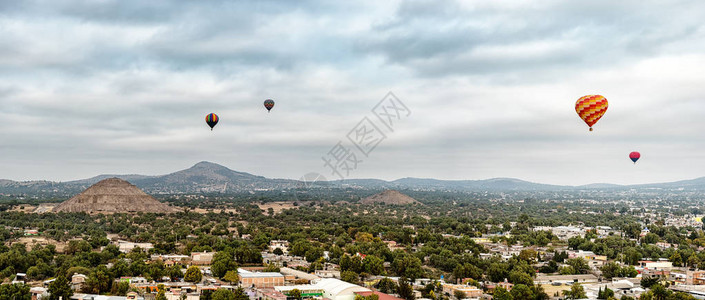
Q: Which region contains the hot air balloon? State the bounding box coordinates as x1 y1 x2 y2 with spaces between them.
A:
205 113 219 130
575 95 608 131
264 99 275 112
629 151 640 164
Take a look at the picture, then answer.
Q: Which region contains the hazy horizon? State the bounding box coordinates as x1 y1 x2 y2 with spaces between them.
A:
4 160 705 188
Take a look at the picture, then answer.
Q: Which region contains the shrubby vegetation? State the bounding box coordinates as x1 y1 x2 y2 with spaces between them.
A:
1 189 704 297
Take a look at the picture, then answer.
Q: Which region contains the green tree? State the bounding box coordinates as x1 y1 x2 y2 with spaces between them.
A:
454 290 466 300
453 263 483 281
539 260 558 274
510 284 534 300
566 258 589 274
111 281 130 296
148 260 166 281
84 265 113 294
212 250 238 278
641 276 661 289
185 266 203 283
508 270 533 286
601 262 621 279
342 270 360 284
233 287 250 300
669 292 696 300
212 289 236 300
398 277 415 300
598 287 614 299
670 253 683 267
0 283 31 300
392 253 424 280
224 270 239 284
562 284 586 300
364 255 385 275
340 254 353 272
643 233 659 244
487 263 510 282
494 287 513 300
519 249 537 263
156 289 168 300
377 277 398 294
651 284 670 300
289 289 303 300
168 264 184 280
48 274 73 300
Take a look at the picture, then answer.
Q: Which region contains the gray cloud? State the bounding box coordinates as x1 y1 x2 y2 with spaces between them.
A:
1 1 705 185
357 0 705 80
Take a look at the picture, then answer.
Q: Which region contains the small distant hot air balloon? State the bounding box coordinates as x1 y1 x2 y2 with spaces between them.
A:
264 99 275 112
575 95 608 131
629 151 640 164
205 113 219 131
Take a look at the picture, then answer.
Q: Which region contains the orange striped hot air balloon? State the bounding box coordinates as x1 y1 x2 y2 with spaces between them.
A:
575 95 608 131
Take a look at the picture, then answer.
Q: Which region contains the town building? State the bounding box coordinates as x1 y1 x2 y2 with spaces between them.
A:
30 287 48 300
316 269 341 278
238 268 286 288
71 273 88 290
191 251 214 265
116 240 154 253
280 267 320 283
69 294 145 300
256 288 288 300
269 240 290 254
638 260 673 270
275 278 371 300
534 274 599 285
685 270 705 285
442 284 483 299
583 279 646 299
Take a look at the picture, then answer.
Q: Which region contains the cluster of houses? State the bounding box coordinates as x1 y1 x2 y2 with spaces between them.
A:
18 219 705 300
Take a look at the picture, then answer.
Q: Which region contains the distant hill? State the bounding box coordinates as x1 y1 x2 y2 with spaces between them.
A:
126 161 298 194
6 161 705 197
0 162 299 197
361 190 421 205
391 177 564 191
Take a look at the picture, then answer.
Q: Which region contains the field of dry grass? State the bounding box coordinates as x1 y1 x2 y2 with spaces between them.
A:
541 284 571 297
8 237 68 253
257 201 298 215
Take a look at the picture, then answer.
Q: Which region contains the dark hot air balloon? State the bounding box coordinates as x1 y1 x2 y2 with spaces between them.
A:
629 151 640 164
575 95 608 131
264 99 275 112
205 113 219 130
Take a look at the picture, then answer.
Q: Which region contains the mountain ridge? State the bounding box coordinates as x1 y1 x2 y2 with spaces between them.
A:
4 161 705 196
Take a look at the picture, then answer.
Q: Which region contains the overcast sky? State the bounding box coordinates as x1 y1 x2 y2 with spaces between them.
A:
2 0 705 185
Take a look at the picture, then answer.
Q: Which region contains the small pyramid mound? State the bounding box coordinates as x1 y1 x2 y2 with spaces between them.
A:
361 190 421 205
54 178 175 213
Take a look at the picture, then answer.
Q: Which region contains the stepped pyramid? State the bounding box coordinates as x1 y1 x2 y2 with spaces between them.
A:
53 178 175 213
361 190 421 205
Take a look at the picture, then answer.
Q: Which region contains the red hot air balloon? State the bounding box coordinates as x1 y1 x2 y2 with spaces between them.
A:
629 151 640 164
205 113 219 131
